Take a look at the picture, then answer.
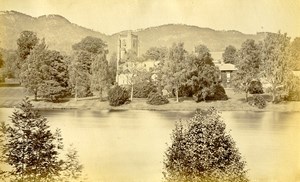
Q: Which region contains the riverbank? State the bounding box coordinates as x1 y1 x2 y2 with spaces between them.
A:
0 87 300 111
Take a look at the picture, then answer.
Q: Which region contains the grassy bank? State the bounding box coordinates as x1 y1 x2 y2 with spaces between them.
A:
0 87 300 111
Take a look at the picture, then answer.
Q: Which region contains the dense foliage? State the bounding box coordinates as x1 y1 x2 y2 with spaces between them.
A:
164 107 249 182
72 36 107 54
69 51 93 98
91 53 108 101
147 92 169 105
222 45 237 64
20 40 70 102
261 32 292 103
248 80 264 94
133 82 157 98
286 75 300 101
231 39 261 101
17 31 39 62
248 94 267 109
0 98 83 182
193 84 228 102
39 50 70 102
20 40 47 100
108 85 130 106
161 42 188 102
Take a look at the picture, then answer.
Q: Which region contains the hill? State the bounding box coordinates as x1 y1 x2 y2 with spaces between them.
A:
0 11 267 57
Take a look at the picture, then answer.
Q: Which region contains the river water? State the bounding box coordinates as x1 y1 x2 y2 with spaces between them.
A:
0 108 299 182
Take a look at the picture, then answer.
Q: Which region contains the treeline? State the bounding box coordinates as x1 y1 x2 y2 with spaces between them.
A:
0 30 299 105
222 33 300 103
0 31 117 102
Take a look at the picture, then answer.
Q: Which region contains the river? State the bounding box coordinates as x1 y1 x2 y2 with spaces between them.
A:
0 108 299 182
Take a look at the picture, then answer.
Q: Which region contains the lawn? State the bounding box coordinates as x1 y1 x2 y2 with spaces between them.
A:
0 86 299 111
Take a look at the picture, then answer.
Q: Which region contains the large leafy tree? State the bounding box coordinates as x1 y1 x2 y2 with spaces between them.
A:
5 98 64 182
183 45 220 100
261 32 291 102
161 42 188 102
143 46 168 61
69 51 93 98
223 45 237 64
164 107 249 182
231 39 261 101
71 36 108 99
72 36 107 54
17 31 39 62
20 40 47 100
39 50 70 102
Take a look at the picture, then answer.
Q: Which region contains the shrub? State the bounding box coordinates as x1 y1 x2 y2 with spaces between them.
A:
207 84 228 100
133 82 157 98
248 80 264 94
248 94 266 109
193 84 228 102
108 85 129 106
147 92 169 105
286 76 300 101
164 108 249 182
193 87 210 102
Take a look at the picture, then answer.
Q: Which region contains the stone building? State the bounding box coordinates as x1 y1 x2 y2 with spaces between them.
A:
116 31 139 85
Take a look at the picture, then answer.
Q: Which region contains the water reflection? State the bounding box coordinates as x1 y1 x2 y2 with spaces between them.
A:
0 108 299 182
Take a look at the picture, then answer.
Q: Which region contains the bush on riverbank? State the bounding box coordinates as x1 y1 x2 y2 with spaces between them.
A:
147 92 169 105
193 84 228 102
248 94 266 109
108 85 129 106
164 107 249 182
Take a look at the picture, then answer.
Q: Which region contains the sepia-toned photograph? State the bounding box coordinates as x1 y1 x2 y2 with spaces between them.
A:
0 0 300 181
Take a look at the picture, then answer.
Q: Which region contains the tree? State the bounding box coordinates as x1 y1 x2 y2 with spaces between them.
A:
17 31 39 62
288 37 300 70
164 107 249 182
39 50 70 102
223 45 237 64
119 49 146 101
231 39 261 101
71 36 108 100
61 145 84 182
261 32 291 102
161 43 188 102
72 36 107 54
143 46 168 61
20 40 47 100
91 53 108 101
1 98 83 181
183 45 220 101
69 51 93 99
5 98 64 181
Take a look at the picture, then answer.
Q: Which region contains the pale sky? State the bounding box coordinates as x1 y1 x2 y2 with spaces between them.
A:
1 0 300 37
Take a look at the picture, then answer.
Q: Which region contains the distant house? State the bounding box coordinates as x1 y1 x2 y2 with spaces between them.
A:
215 62 237 88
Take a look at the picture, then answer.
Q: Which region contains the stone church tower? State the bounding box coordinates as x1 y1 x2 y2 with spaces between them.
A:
116 31 139 84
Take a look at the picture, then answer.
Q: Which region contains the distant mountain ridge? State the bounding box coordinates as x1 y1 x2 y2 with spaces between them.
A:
0 10 267 58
